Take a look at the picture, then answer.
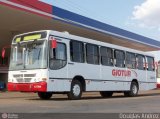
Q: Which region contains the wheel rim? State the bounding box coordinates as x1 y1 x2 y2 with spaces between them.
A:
73 84 80 96
132 84 138 94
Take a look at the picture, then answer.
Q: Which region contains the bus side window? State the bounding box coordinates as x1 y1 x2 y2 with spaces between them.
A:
126 52 136 69
136 54 145 70
114 50 125 68
146 56 155 71
70 40 84 63
86 44 99 65
100 47 113 66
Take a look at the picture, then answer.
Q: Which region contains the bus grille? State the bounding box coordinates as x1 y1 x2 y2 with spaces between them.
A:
16 78 32 83
13 74 36 83
13 74 23 78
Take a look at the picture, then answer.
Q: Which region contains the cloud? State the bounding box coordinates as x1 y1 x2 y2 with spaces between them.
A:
132 0 160 29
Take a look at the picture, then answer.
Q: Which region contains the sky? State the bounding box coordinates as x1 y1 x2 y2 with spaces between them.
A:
41 0 160 60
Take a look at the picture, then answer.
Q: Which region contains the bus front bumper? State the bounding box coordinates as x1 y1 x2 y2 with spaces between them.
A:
8 82 47 92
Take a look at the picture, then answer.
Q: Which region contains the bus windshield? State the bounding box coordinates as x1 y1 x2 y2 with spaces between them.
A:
9 39 47 70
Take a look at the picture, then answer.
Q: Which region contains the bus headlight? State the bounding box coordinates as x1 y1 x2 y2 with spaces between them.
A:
8 78 12 82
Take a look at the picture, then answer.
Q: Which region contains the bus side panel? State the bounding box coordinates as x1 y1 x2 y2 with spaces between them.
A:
68 64 132 91
47 78 71 92
146 70 156 90
85 81 128 91
101 67 130 91
137 70 148 90
68 63 101 91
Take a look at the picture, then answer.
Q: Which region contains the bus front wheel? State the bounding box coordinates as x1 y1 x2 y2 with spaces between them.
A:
38 92 52 100
67 80 82 100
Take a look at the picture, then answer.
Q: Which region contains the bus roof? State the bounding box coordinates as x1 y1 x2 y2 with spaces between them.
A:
12 30 155 57
49 30 155 57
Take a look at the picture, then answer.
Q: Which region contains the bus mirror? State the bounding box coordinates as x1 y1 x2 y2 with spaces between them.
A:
2 48 5 58
51 39 57 49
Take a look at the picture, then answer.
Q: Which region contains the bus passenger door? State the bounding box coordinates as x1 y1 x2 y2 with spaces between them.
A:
48 38 69 92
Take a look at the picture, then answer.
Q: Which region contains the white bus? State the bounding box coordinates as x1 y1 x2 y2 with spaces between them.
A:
157 62 160 88
7 30 156 100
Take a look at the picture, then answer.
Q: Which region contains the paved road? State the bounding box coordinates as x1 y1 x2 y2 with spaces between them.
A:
0 90 160 118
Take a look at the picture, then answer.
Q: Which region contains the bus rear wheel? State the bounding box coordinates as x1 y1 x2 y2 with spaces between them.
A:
124 82 138 97
67 80 82 100
38 92 52 100
100 91 113 98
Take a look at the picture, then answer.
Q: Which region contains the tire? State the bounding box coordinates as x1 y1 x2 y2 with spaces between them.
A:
38 92 52 100
67 80 82 100
100 91 113 98
124 82 139 97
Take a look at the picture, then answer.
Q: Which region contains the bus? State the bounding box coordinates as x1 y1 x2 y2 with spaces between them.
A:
7 30 156 100
157 62 160 88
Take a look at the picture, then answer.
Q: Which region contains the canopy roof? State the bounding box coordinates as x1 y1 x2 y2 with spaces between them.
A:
0 0 160 51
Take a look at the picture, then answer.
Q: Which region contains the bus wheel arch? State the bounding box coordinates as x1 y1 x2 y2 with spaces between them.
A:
132 79 139 90
67 76 85 100
72 76 86 91
124 79 139 97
